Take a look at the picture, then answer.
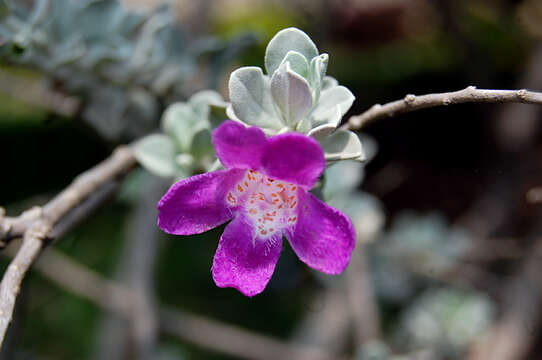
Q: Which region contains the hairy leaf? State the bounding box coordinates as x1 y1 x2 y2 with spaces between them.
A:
264 27 318 76
308 53 328 101
229 66 283 130
279 50 309 78
270 61 312 127
312 86 355 126
320 129 365 161
134 134 177 177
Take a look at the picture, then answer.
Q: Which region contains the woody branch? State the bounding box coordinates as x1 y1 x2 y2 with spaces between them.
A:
0 146 137 344
346 86 542 130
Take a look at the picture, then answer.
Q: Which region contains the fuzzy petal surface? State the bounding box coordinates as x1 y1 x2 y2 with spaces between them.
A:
213 121 267 170
158 169 245 235
212 215 283 296
286 190 355 274
261 133 325 188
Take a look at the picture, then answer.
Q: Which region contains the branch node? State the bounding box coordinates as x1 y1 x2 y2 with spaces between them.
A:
442 98 452 105
30 222 52 239
517 89 528 100
467 85 477 91
404 94 416 105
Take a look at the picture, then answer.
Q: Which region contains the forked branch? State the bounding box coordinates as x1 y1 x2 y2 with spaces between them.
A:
0 146 137 344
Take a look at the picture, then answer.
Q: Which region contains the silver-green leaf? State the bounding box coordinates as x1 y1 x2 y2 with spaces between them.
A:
322 76 338 90
270 61 313 128
312 85 355 125
279 50 309 78
308 106 341 140
229 66 283 130
308 53 328 101
162 103 206 152
321 129 365 161
264 27 318 76
134 134 177 177
189 90 224 118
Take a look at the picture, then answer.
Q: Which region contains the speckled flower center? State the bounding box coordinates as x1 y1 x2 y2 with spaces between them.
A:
226 170 298 238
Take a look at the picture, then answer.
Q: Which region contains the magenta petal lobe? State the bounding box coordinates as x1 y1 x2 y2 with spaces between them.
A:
212 215 282 296
158 169 245 235
261 133 325 188
286 190 355 274
213 120 268 170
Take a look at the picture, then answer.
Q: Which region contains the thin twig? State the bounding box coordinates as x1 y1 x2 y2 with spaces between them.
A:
1 146 136 243
50 181 121 240
0 146 137 345
1 245 343 360
0 223 48 343
41 147 136 227
346 86 542 130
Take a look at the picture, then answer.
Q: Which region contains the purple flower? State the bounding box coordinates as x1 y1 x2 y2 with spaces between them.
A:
157 120 356 296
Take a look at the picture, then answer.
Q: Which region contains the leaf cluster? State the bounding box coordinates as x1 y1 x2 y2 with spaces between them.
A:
227 28 364 162
134 91 226 179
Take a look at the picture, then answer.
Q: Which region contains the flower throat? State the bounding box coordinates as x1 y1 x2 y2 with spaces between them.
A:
226 170 299 239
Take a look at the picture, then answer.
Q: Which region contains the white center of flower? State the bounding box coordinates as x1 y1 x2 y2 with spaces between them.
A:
226 170 299 238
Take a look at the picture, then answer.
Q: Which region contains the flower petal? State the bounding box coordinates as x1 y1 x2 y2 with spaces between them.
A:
286 190 355 274
212 215 282 296
213 120 267 169
261 133 325 188
157 168 245 235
